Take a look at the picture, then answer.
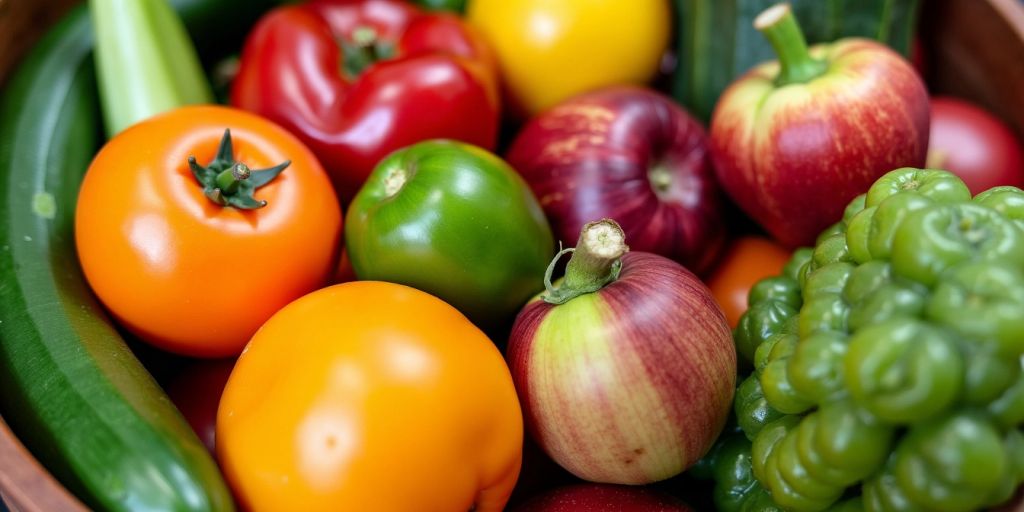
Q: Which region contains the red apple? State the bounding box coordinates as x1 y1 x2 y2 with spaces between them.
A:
512 484 692 512
507 86 726 275
507 219 736 485
710 4 929 248
926 96 1024 196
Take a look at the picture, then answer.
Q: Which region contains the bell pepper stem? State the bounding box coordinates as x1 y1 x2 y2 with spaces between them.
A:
542 219 629 305
754 3 828 86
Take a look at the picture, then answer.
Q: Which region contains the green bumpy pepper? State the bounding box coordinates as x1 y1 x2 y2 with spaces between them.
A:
725 168 1024 512
925 260 1024 357
865 167 971 207
973 186 1024 225
737 374 787 441
736 300 800 364
750 276 803 311
784 248 814 281
891 202 1024 287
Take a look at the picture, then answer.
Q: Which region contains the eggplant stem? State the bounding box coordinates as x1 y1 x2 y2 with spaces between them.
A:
542 219 629 305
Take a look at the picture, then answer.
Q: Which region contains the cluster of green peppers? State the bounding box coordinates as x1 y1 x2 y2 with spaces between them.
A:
697 168 1024 511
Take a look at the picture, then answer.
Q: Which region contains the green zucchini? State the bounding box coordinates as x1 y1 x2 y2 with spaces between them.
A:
0 1 273 510
672 0 921 121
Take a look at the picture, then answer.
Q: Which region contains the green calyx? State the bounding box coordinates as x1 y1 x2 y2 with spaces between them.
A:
341 25 396 80
188 128 289 210
542 219 629 305
754 3 828 87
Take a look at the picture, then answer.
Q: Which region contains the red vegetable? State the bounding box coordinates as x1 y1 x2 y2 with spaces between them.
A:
165 359 235 455
927 96 1024 195
710 4 929 247
507 87 726 275
507 219 735 485
231 0 499 201
513 484 692 512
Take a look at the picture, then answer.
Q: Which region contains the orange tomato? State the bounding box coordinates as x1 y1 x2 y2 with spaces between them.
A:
217 281 523 511
75 105 341 357
707 236 791 328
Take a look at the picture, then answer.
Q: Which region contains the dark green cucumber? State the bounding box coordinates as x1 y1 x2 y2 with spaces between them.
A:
672 0 921 121
0 1 272 510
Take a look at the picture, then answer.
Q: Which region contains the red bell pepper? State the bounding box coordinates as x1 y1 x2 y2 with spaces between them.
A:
231 0 500 201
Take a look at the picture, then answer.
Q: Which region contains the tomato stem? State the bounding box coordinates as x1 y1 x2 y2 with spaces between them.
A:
542 219 629 305
755 3 827 86
215 163 250 195
188 129 290 210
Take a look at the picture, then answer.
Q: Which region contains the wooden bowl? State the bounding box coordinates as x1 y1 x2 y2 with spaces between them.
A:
1 0 1023 510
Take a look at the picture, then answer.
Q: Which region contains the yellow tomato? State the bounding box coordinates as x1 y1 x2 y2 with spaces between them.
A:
216 281 523 512
467 0 671 116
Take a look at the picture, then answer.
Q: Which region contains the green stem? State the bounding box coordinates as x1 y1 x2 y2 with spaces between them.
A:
214 163 250 195
754 3 828 86
542 219 630 305
341 26 396 79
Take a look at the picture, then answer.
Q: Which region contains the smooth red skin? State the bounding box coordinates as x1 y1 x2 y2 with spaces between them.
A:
508 252 736 480
507 87 726 275
231 0 499 202
928 96 1024 195
512 484 692 512
165 359 236 455
710 39 929 248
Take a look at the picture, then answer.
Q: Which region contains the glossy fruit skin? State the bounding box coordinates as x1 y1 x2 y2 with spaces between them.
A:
75 105 342 358
232 0 499 202
508 252 736 484
700 168 1024 511
710 39 929 248
927 96 1024 195
512 483 692 511
707 236 792 328
345 140 554 328
466 0 670 116
507 86 727 275
217 281 524 512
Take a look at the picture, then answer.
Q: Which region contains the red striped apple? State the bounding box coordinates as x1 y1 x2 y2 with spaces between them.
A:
506 219 736 485
710 3 929 248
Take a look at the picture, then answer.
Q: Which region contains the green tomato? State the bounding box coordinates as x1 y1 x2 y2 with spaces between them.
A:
345 140 554 328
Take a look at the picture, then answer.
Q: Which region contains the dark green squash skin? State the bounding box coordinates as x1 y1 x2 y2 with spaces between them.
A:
0 1 274 510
